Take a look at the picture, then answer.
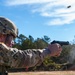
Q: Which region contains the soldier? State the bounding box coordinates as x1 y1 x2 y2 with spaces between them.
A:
0 17 62 72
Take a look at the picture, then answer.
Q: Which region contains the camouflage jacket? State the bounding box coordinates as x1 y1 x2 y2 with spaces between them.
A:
0 44 51 68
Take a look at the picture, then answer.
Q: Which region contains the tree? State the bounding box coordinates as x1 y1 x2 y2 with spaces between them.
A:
13 34 27 49
17 34 27 45
34 38 48 49
42 35 51 44
28 35 34 43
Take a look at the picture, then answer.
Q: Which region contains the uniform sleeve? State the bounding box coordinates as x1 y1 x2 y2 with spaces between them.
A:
7 48 51 68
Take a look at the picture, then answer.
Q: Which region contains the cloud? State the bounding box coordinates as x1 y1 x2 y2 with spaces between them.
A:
5 0 53 5
5 0 75 26
31 0 75 25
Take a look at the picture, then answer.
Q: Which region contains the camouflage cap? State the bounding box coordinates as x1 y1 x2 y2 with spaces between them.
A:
0 17 18 38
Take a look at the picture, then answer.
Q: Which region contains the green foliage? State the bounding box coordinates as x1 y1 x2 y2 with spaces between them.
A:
13 34 50 49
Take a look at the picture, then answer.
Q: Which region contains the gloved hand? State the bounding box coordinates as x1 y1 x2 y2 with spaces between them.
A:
48 43 62 57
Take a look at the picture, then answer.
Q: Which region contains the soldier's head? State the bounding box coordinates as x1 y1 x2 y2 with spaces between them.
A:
0 17 18 47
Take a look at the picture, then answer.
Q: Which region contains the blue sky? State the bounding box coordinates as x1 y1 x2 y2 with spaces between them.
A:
0 0 75 42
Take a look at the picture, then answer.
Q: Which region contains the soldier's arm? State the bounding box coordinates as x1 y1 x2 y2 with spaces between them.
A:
8 48 51 68
0 43 62 68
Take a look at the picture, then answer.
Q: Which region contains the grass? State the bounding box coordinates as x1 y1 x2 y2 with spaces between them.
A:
9 71 75 75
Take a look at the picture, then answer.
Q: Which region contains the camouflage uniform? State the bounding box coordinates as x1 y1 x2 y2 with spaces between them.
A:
0 45 50 68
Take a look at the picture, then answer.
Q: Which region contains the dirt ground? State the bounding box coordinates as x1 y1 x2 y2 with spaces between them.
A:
9 71 75 75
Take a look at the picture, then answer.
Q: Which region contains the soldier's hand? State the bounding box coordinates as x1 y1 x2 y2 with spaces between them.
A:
48 43 62 57
0 42 9 51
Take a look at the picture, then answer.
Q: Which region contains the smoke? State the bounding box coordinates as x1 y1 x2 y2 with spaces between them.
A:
68 46 75 64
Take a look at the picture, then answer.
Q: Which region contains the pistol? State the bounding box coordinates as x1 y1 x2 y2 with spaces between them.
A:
51 40 69 46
